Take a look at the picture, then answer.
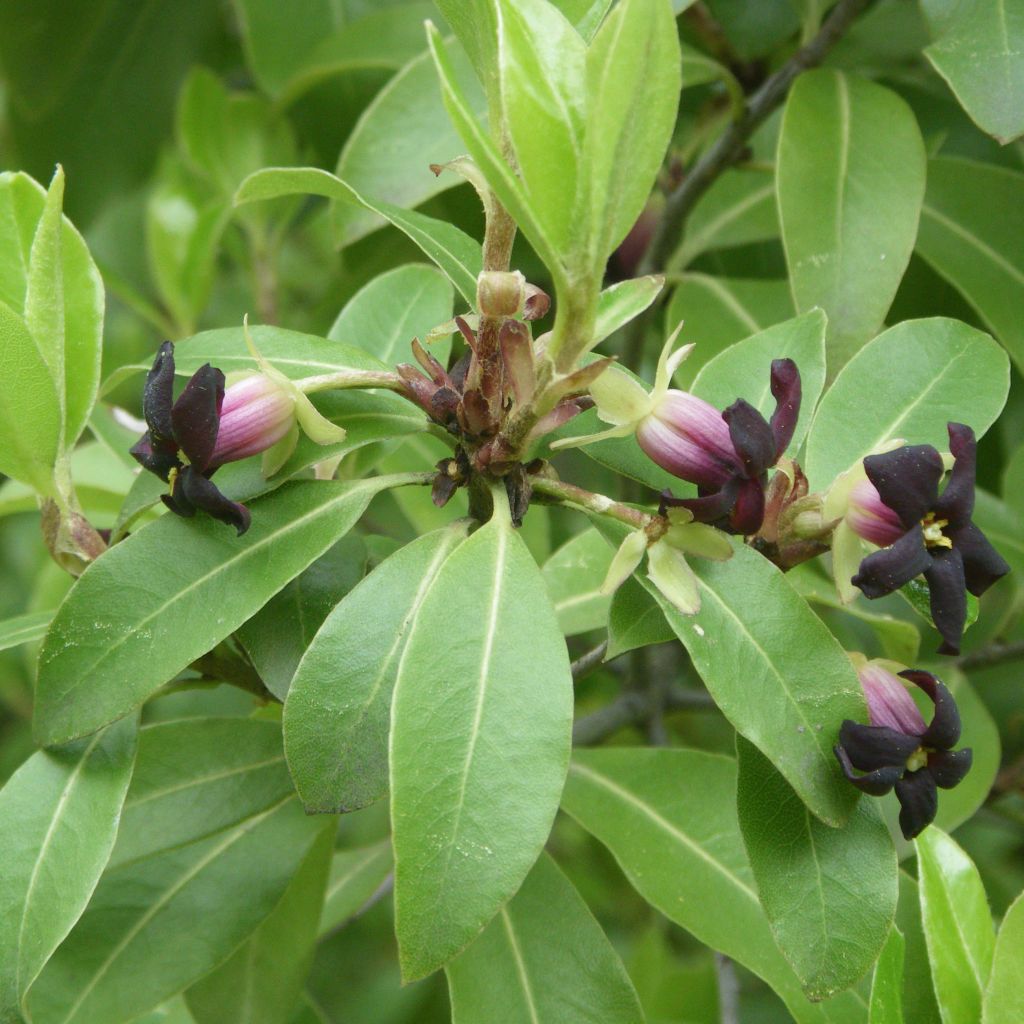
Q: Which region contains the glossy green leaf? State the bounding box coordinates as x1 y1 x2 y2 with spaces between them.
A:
896 871 942 1024
869 927 905 1024
109 718 294 869
234 167 482 304
26 798 327 1024
0 717 137 1023
804 318 1009 492
736 736 898 999
666 274 795 388
185 826 334 1024
237 535 367 700
606 576 674 660
636 537 863 825
584 0 681 261
561 749 869 1024
916 158 1024 373
328 264 454 366
319 840 393 936
390 513 573 980
542 528 614 636
35 476 408 746
983 891 1024 1023
0 610 54 654
446 853 644 1024
691 308 827 455
916 826 996 1024
925 0 1024 144
675 169 778 268
777 70 925 369
285 523 469 812
333 46 487 246
594 275 665 347
133 995 196 1024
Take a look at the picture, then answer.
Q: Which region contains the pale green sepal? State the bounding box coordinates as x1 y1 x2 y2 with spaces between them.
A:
831 519 863 604
665 522 733 562
647 539 700 615
601 530 647 595
262 420 300 477
589 364 652 426
549 421 636 452
652 321 691 396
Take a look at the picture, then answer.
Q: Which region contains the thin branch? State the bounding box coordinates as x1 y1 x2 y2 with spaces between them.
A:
572 640 610 680
529 474 657 531
958 639 1024 672
573 684 717 746
639 0 874 277
716 954 741 1024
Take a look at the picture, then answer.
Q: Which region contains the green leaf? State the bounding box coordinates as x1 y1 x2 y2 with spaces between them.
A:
318 840 393 937
924 0 1024 144
606 576 674 660
108 718 295 869
35 476 406 746
916 826 996 1024
777 70 926 369
446 853 644 1024
560 749 869 1024
635 537 863 826
896 871 942 1024
915 158 1024 374
542 528 614 636
184 826 334 1024
237 535 367 700
234 167 482 305
0 610 54 654
690 308 827 455
390 514 573 980
0 717 137 1023
870 927 906 1024
26 798 327 1024
983 891 1024 1023
594 274 665 347
803 318 1010 492
285 523 469 813
972 489 1024 579
736 736 898 1000
899 578 979 640
674 169 778 268
328 263 455 366
332 46 488 246
584 0 680 262
666 274 795 388
1004 442 1024 520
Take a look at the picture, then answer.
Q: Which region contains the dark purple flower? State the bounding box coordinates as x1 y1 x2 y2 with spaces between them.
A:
129 342 252 534
850 424 1010 655
835 665 972 840
656 359 802 535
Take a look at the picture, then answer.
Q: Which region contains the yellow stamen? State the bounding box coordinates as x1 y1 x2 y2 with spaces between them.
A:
167 466 179 493
906 748 928 772
921 514 952 549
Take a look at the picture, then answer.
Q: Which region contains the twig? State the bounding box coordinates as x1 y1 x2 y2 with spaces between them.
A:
572 640 610 680
957 640 1024 672
573 684 717 746
529 474 657 531
639 0 874 278
716 954 741 1024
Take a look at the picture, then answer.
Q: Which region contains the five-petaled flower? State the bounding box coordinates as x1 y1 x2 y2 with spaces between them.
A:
848 423 1009 654
834 660 972 840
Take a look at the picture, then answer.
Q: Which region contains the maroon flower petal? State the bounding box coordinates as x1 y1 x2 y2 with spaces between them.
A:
838 719 920 772
927 748 973 789
663 477 742 524
142 341 176 443
728 477 766 535
171 364 225 473
178 467 251 535
894 769 938 839
863 445 944 529
834 745 903 795
933 423 976 527
723 399 775 478
852 524 932 599
949 522 1011 596
923 546 967 656
769 358 801 460
900 670 962 750
129 433 179 482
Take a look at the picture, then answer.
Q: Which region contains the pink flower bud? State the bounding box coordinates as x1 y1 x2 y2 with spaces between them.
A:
846 478 905 547
209 374 295 467
858 661 927 736
636 391 740 488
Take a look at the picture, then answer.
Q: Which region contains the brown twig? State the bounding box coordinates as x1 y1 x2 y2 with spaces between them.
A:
573 684 717 746
958 639 1024 672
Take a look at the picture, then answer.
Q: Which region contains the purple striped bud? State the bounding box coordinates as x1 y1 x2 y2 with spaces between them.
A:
636 391 740 489
846 478 905 547
858 661 927 736
209 374 295 468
